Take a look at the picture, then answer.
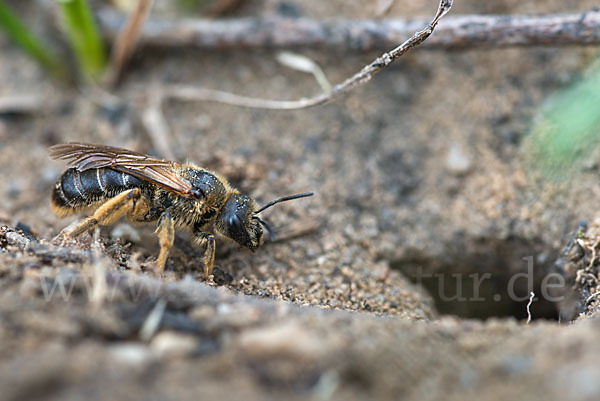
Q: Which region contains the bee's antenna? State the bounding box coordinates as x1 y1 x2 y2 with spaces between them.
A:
254 192 314 215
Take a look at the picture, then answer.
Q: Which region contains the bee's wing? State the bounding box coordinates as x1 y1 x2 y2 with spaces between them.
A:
49 143 194 196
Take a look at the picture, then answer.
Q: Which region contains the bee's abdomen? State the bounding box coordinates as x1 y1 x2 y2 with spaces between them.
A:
51 168 141 215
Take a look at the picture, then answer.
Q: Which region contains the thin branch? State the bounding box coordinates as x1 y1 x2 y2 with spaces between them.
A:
97 8 600 51
104 0 155 88
140 92 175 160
0 95 43 115
161 0 453 110
162 86 326 110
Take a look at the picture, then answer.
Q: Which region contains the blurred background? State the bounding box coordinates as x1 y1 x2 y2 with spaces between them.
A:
2 1 600 399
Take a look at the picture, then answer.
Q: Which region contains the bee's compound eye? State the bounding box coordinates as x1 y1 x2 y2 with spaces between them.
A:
228 214 242 232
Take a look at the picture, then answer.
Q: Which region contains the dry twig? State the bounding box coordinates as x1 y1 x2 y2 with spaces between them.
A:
97 8 600 51
276 52 331 93
526 292 535 324
374 0 395 18
160 0 453 110
104 0 155 87
0 95 43 115
140 91 175 160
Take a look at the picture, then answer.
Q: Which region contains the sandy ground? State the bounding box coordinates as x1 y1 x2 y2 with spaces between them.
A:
2 0 600 400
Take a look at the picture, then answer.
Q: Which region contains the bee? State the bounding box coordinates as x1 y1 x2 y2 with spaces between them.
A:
48 143 313 276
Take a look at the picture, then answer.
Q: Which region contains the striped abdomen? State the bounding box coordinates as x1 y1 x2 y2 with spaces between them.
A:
51 167 142 216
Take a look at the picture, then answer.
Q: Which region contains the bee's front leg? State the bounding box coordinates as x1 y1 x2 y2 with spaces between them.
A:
192 231 215 277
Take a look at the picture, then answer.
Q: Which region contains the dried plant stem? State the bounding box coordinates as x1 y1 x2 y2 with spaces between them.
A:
161 0 453 110
162 86 326 110
140 92 175 160
97 8 600 51
526 292 535 324
104 0 155 87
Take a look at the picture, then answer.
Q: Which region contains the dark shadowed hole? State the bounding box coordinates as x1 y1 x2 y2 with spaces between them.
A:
411 271 560 320
392 245 562 321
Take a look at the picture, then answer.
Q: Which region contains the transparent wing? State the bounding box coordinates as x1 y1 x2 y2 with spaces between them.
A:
49 143 193 196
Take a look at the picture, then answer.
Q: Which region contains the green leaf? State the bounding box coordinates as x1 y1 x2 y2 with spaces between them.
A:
526 59 600 178
0 1 66 78
57 0 106 81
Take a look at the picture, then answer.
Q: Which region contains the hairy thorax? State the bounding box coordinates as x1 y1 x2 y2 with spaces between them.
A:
145 166 235 231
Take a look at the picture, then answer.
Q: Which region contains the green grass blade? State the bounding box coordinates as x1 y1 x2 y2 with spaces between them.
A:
57 0 106 81
0 1 66 77
525 58 600 178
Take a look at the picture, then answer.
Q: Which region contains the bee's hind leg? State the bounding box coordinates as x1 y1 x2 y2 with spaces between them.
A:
193 231 215 278
57 188 142 239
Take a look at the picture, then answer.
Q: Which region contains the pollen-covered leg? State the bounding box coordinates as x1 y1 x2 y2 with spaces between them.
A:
57 188 141 238
155 212 174 273
193 232 216 277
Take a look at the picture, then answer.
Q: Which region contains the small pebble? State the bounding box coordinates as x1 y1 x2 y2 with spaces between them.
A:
108 343 152 367
446 144 472 174
151 331 198 358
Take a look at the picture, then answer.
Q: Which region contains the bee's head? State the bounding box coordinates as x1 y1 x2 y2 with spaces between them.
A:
217 193 264 251
216 191 314 252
